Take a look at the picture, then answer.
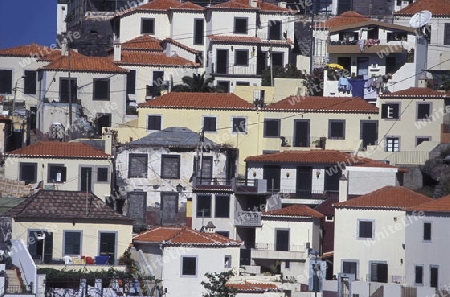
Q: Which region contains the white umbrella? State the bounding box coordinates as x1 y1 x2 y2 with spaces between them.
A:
409 10 432 28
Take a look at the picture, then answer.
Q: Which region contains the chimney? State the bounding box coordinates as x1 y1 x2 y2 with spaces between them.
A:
339 174 348 203
278 1 287 8
249 0 258 7
114 41 122 62
204 221 216 233
418 76 427 88
61 38 68 56
104 129 113 155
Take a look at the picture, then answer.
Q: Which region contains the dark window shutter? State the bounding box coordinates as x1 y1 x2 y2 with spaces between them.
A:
126 70 136 94
94 79 110 100
415 266 423 284
444 23 450 45
203 117 216 132
424 222 431 240
161 155 180 178
128 154 148 178
24 70 36 94
147 115 161 130
0 70 12 94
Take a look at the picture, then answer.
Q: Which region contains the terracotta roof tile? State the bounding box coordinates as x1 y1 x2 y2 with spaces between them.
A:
263 204 324 218
173 1 204 10
328 20 415 33
334 186 433 210
380 87 449 98
38 49 84 61
0 43 50 57
139 0 203 10
115 51 199 66
138 92 255 110
133 226 242 246
162 38 201 53
43 55 128 73
6 141 111 159
394 0 450 16
353 160 408 173
407 195 450 213
211 0 290 11
210 0 257 10
265 96 379 113
226 282 280 292
316 11 370 29
121 35 163 51
4 190 133 223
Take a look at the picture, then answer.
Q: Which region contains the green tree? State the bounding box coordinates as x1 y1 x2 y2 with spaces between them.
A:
172 73 223 92
201 270 237 297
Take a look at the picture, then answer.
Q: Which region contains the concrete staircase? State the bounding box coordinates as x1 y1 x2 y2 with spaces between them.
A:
5 269 23 293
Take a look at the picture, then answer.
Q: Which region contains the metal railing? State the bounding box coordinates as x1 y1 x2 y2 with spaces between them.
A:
234 211 261 227
253 243 306 252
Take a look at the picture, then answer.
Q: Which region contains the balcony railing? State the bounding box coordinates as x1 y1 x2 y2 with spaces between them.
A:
212 64 258 76
192 177 268 194
253 243 306 252
234 211 261 227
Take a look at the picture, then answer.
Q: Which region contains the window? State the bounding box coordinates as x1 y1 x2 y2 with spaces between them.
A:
182 256 197 276
325 215 334 222
381 103 400 119
358 220 373 239
60 78 77 103
415 266 423 284
217 81 230 93
232 117 246 133
48 164 67 183
235 50 249 66
285 261 290 269
416 137 431 147
0 70 12 94
271 52 283 67
423 222 431 241
417 103 431 120
126 70 136 95
224 255 232 268
386 56 397 75
128 192 147 222
234 18 248 34
20 162 37 185
196 194 212 218
268 20 282 40
147 115 161 130
161 155 180 179
95 114 111 136
343 261 357 276
236 81 250 86
93 79 110 100
160 192 179 225
194 19 204 45
370 262 388 283
141 18 155 34
128 154 148 178
430 266 438 288
24 70 36 94
386 137 400 152
328 120 345 139
264 119 280 137
215 195 230 218
444 23 450 45
64 231 81 255
203 116 217 132
97 167 109 182
193 156 213 182
216 231 229 238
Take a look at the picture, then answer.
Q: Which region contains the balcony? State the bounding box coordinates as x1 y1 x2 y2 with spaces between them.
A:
233 178 268 194
251 243 307 260
234 211 261 227
212 64 258 76
280 190 337 205
192 177 269 194
191 177 233 192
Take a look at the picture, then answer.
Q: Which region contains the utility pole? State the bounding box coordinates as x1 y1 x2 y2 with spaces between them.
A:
309 7 315 75
269 45 274 87
67 38 73 141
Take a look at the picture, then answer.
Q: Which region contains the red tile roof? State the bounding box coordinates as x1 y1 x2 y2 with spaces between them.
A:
353 160 408 173
263 204 324 218
394 0 450 16
226 282 280 292
0 43 50 57
174 1 204 10
133 226 242 246
138 92 255 110
162 38 201 53
407 195 450 213
211 0 290 12
38 49 84 61
43 54 128 73
210 1 258 10
265 96 379 113
380 87 449 98
5 190 133 223
6 141 111 159
139 0 203 10
316 11 370 29
121 35 163 51
334 186 433 210
208 35 292 45
115 51 199 67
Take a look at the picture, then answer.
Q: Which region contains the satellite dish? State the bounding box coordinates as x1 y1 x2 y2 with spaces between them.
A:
409 10 432 28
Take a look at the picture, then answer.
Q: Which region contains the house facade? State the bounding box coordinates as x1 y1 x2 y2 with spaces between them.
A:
4 189 133 265
132 226 241 297
4 141 113 200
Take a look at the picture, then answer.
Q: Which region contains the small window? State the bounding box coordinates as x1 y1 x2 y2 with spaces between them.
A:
416 137 431 147
147 115 161 130
268 20 282 40
217 81 230 93
97 167 108 182
343 261 357 275
415 266 423 284
358 220 373 239
386 137 400 152
430 266 438 288
60 78 77 103
417 103 431 120
234 18 248 34
0 70 12 94
141 18 155 34
232 117 246 133
64 231 81 255
182 256 197 276
224 255 232 268
325 215 334 222
328 120 345 139
236 81 250 86
235 50 249 66
423 222 431 241
215 195 230 218
93 79 110 101
126 70 136 95
444 23 450 45
128 154 148 178
271 52 283 67
161 155 180 179
194 19 204 45
264 119 280 137
370 262 388 283
196 194 212 218
203 116 217 132
20 162 37 185
24 70 37 95
48 164 67 183
381 103 400 119
285 261 290 269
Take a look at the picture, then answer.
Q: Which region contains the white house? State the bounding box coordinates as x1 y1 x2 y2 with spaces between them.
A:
333 186 432 283
132 226 241 297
